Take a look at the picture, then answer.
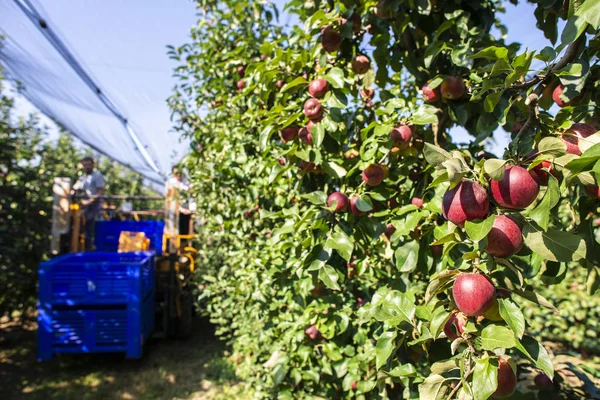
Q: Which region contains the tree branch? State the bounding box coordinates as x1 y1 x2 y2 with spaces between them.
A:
514 93 539 142
433 110 449 147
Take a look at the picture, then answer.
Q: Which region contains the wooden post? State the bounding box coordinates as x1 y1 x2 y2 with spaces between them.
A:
51 178 71 255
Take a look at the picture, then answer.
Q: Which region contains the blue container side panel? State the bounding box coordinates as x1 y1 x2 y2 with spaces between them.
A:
95 221 165 254
38 252 154 307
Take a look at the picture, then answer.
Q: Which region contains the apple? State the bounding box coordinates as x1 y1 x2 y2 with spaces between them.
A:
305 325 320 340
492 358 517 398
491 165 540 209
534 373 553 390
442 180 490 226
422 83 441 102
327 192 349 212
351 381 358 390
440 76 466 100
412 197 423 208
552 84 582 108
298 126 313 145
452 273 496 316
384 223 396 239
390 124 413 144
236 80 246 90
308 78 329 99
349 13 362 34
585 185 600 198
237 65 246 78
485 215 523 258
362 164 385 186
350 196 366 216
352 55 371 75
443 311 467 341
280 126 299 143
365 100 374 108
561 123 597 155
321 26 342 53
276 80 284 89
304 98 324 121
278 157 286 166
531 159 559 185
360 87 374 100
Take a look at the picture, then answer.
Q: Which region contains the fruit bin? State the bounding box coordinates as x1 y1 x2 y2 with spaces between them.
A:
95 220 165 255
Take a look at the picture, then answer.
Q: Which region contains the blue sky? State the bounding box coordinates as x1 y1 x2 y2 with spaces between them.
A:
4 0 562 167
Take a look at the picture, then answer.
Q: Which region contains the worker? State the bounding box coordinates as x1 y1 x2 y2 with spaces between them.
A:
72 156 105 250
166 166 192 235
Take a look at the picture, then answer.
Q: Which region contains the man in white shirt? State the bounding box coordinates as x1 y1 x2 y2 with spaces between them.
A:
166 166 194 234
72 157 105 250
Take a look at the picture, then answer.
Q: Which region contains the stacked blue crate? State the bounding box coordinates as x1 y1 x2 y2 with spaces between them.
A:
37 251 156 360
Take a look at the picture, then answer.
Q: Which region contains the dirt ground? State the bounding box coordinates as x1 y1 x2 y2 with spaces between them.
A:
0 317 251 400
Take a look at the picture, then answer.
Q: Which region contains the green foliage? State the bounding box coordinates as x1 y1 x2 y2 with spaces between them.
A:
0 75 155 316
169 0 600 398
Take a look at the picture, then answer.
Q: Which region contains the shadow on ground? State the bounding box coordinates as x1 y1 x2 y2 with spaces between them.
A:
0 317 249 400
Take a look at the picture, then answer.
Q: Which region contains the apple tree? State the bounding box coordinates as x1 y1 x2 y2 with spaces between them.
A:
169 0 600 398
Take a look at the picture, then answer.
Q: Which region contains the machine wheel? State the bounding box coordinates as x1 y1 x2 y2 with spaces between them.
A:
177 291 194 339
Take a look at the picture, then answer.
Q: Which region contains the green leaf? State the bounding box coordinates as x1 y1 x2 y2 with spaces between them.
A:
425 269 460 303
512 289 558 313
324 230 354 261
523 222 587 262
471 46 509 61
564 143 600 174
465 214 496 242
325 67 345 89
515 336 554 378
318 264 341 290
312 122 325 146
430 307 450 339
394 240 420 272
484 91 503 113
528 176 560 230
301 191 327 204
423 142 452 166
491 59 513 76
280 76 308 93
356 195 373 212
561 15 588 44
484 159 507 181
538 137 567 157
480 326 516 351
388 363 417 377
555 63 583 77
498 298 525 339
375 331 397 370
259 125 275 150
575 0 600 29
472 357 498 400
418 374 448 400
321 161 347 178
412 105 439 125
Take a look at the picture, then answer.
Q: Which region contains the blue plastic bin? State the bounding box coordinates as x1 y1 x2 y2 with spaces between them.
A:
38 252 155 307
95 221 165 254
37 292 155 360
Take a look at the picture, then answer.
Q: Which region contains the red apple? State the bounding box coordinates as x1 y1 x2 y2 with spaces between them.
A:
280 126 298 143
442 180 490 226
327 192 349 212
305 325 320 340
443 311 467 341
304 98 324 121
534 373 553 390
384 223 396 239
298 126 313 145
390 124 413 144
491 165 540 210
321 26 342 53
411 197 423 208
236 80 246 90
276 80 284 89
552 84 582 108
362 164 385 186
452 273 496 316
308 78 329 99
492 358 517 398
237 65 246 78
531 159 559 185
561 123 597 156
422 83 441 102
350 196 366 216
352 55 371 75
360 87 374 100
485 215 523 258
440 76 466 100
278 157 286 166
585 185 600 198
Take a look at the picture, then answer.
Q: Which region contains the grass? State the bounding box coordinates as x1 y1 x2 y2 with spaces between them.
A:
0 317 252 400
